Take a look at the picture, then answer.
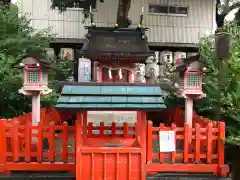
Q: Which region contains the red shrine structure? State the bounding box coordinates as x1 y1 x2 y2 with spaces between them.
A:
0 25 230 180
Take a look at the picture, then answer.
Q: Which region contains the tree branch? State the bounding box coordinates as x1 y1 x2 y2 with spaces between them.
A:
222 1 240 14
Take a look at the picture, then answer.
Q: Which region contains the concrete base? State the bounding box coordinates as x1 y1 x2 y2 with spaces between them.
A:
0 173 231 180
147 173 232 180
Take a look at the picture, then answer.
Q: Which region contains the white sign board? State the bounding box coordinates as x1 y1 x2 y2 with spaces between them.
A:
159 130 176 152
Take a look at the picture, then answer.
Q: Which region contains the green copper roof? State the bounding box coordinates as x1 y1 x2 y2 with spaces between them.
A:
56 84 166 110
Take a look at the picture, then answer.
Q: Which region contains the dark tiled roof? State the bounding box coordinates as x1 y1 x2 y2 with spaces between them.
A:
78 27 154 61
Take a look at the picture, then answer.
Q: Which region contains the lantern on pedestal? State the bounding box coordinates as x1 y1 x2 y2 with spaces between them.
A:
19 55 52 125
175 55 206 127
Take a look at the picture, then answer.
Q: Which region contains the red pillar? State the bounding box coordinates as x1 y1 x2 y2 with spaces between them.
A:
76 112 83 180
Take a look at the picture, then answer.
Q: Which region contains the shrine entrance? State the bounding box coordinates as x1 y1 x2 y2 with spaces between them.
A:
75 111 145 180
56 83 166 180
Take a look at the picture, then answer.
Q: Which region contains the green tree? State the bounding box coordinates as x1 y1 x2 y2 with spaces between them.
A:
51 0 132 28
0 5 72 118
216 0 240 28
197 22 240 145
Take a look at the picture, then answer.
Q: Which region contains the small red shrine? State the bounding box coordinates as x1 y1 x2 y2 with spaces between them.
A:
0 26 230 180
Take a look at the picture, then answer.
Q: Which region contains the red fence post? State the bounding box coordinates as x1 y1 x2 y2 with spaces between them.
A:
49 122 55 162
195 123 200 163
0 120 6 165
76 112 83 180
159 123 165 164
147 121 152 164
218 121 226 176
12 121 19 162
62 121 68 162
171 123 176 163
183 124 189 163
207 121 213 164
25 123 31 162
37 123 43 162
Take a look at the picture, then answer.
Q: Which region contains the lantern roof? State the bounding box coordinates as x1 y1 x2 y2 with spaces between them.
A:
21 53 51 71
77 26 154 63
175 54 205 73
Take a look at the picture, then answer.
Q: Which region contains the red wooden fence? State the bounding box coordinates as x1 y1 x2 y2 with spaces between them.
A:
0 119 229 177
0 120 136 173
146 121 229 177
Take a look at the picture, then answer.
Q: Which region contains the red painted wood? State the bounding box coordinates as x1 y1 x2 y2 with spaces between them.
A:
207 122 213 164
12 121 19 162
62 122 68 162
0 120 6 165
183 124 189 163
25 123 31 162
76 112 83 180
171 123 176 163
0 118 229 177
195 123 200 163
147 121 152 164
37 124 43 162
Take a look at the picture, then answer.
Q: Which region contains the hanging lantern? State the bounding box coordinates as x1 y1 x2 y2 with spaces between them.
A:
145 55 155 64
174 51 186 64
78 58 91 82
134 63 145 83
160 51 173 65
215 32 231 59
59 48 74 61
145 62 159 78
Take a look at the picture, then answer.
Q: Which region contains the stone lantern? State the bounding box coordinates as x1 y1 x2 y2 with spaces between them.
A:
175 55 206 127
19 55 52 125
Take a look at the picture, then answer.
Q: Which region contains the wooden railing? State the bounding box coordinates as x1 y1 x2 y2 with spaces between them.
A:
0 120 136 172
87 122 135 138
0 119 229 177
0 120 76 172
146 121 229 177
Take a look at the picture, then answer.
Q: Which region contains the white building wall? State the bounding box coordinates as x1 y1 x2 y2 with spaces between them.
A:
18 0 216 44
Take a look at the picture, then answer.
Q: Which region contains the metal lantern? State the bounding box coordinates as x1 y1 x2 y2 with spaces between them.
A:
215 32 231 59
